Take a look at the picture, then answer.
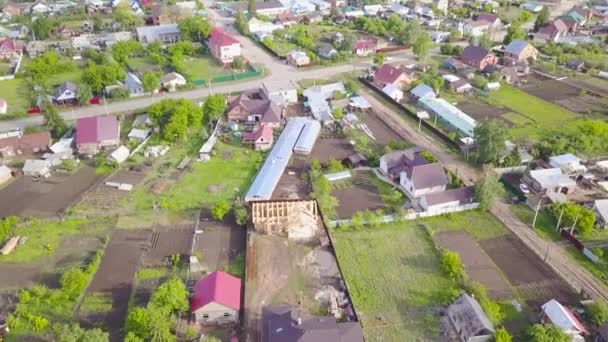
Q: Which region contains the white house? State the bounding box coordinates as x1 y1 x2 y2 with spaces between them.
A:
541 299 588 340
364 4 383 16
420 187 474 213
160 72 187 92
109 145 130 164
262 80 298 106
287 50 310 66
0 165 12 185
248 17 283 34
382 83 403 102
208 28 241 65
54 81 77 104
548 153 586 174
22 159 51 177
191 271 241 325
0 98 7 115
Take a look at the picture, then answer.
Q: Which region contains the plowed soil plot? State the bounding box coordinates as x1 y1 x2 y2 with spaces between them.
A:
0 165 104 218
522 79 580 102
480 234 578 306
457 102 512 127
435 232 513 299
361 111 402 145
141 227 193 267
310 138 355 163
85 230 151 340
332 172 384 219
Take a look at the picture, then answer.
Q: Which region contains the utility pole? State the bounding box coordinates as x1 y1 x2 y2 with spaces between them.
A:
555 206 565 231
571 212 581 234
532 195 542 229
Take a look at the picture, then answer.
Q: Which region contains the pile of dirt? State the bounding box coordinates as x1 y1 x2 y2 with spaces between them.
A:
207 184 225 193
150 179 171 195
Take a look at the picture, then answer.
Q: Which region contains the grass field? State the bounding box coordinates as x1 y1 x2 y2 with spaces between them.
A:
483 85 580 140
423 210 510 241
80 292 113 312
135 267 168 281
130 56 165 74
331 221 458 341
185 56 230 80
0 218 109 263
161 143 262 210
0 78 30 115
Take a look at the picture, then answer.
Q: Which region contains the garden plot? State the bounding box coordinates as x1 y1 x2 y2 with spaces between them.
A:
76 167 149 212
456 101 515 127
141 225 193 267
480 234 578 307
0 164 105 218
83 230 151 340
521 77 606 114
193 209 247 273
331 170 387 219
360 110 403 145
310 138 355 164
331 222 458 341
434 231 513 299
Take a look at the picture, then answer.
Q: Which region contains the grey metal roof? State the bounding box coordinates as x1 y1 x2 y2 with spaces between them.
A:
294 120 320 155
410 83 435 99
125 72 142 92
504 39 530 56
447 294 494 339
245 117 309 202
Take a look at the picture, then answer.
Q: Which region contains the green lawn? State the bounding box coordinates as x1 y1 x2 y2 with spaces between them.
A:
185 56 231 80
80 292 113 312
135 267 168 281
0 218 109 263
423 210 510 241
129 142 263 212
331 222 458 341
0 78 30 115
485 84 581 140
130 56 164 74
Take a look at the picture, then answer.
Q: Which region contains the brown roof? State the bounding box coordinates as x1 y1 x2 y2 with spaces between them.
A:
0 131 51 156
423 186 474 206
226 92 281 123
408 163 448 189
461 45 492 64
373 64 406 87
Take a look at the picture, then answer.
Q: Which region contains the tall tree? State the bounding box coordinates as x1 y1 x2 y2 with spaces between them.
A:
77 84 93 106
32 17 56 40
477 33 493 50
42 104 67 139
113 2 143 30
473 119 507 164
474 165 504 211
400 19 422 45
534 6 550 31
142 72 160 94
178 17 212 42
248 0 256 15
202 95 226 122
234 9 250 36
503 25 526 45
412 33 432 61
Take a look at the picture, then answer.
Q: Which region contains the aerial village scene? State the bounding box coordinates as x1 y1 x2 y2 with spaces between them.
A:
1 0 608 340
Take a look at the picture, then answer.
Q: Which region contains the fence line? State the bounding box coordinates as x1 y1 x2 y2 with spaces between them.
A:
329 203 480 227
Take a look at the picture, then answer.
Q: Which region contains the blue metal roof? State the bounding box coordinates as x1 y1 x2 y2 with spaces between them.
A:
245 118 309 202
294 120 320 155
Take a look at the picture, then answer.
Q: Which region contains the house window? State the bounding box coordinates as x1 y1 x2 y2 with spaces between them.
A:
202 314 209 319
223 313 230 317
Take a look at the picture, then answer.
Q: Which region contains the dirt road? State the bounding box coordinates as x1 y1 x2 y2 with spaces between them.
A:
358 88 608 301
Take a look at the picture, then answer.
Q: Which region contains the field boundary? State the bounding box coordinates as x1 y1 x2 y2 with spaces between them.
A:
358 77 461 149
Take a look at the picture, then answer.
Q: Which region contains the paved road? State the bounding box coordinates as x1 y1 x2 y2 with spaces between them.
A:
359 86 608 301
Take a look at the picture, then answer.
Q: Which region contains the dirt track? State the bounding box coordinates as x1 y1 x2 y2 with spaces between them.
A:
358 86 608 301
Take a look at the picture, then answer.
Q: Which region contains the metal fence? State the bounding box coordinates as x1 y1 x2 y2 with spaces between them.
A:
192 66 263 86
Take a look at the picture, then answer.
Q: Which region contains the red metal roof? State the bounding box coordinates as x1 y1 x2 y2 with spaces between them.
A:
243 125 273 143
209 28 239 48
355 40 375 50
0 38 16 51
373 64 405 86
76 115 119 145
191 271 241 312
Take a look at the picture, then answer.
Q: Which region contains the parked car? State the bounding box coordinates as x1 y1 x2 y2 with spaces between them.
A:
519 183 530 194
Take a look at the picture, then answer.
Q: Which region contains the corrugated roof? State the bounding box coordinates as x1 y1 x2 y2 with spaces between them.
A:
505 39 531 56
245 117 308 201
191 271 241 312
294 120 320 155
419 97 477 136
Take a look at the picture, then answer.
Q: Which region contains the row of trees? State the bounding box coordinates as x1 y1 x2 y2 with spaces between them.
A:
7 247 105 338
125 278 188 342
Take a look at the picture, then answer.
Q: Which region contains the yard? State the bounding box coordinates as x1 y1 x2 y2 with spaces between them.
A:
331 222 458 341
481 84 581 140
156 142 263 211
0 78 30 115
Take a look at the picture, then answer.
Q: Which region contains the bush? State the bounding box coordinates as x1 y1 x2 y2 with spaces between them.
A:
441 250 464 281
494 327 512 342
587 300 608 326
234 203 249 226
211 200 231 221
472 75 489 89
